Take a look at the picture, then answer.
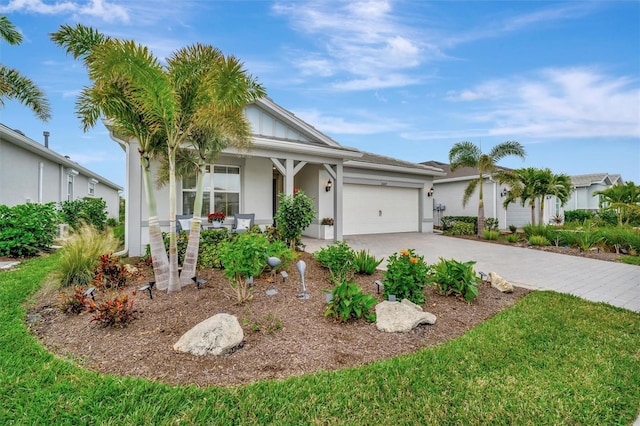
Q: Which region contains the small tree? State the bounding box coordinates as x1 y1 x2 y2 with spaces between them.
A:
218 233 269 303
274 190 316 250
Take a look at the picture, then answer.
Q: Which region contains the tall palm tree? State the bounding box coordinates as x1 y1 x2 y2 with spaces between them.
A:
0 15 51 121
537 169 572 225
51 24 171 290
594 181 640 225
497 167 541 225
449 141 526 236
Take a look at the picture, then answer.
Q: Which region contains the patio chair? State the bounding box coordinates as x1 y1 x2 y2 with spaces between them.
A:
175 214 202 234
232 213 255 233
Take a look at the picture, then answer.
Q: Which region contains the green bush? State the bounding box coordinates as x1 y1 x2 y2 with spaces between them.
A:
428 258 479 302
450 222 475 236
626 231 640 253
576 229 603 252
441 216 477 234
266 239 297 270
382 249 430 305
484 218 499 231
324 281 377 322
509 224 517 233
529 235 550 246
197 228 233 268
218 232 269 303
564 210 594 223
503 233 520 243
314 241 356 283
0 202 59 256
57 225 119 287
59 197 108 230
274 190 316 250
523 224 552 239
353 249 383 275
482 229 500 240
599 227 632 253
596 209 618 227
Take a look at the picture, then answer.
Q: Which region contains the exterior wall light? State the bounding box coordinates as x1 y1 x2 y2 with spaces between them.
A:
500 188 508 197
325 180 333 192
427 187 434 197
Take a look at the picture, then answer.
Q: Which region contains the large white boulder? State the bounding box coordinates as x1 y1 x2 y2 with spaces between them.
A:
173 313 244 356
489 272 514 293
376 299 437 333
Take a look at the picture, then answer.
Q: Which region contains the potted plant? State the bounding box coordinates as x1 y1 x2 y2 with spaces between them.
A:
208 211 226 228
321 217 334 240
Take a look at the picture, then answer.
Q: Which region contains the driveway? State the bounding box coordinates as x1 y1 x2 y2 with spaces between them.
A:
303 232 640 313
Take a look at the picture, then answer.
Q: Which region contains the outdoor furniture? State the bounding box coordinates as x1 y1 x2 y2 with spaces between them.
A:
232 213 255 233
175 215 203 234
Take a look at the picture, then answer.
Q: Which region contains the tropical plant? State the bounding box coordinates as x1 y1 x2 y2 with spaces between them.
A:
324 281 377 323
274 190 316 250
449 141 525 237
503 233 520 243
428 258 479 302
450 222 475 236
320 217 334 226
0 15 51 121
575 229 603 252
57 225 119 287
314 241 356 283
564 210 594 224
594 181 640 226
382 249 430 305
59 286 93 314
509 224 518 233
218 232 269 303
528 235 550 246
353 249 383 275
482 229 500 240
89 291 137 327
484 217 499 231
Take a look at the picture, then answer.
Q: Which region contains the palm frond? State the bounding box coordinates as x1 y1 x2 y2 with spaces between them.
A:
0 66 52 121
0 15 22 45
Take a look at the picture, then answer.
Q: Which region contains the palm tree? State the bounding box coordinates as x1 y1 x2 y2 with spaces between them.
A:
537 170 572 225
59 35 264 292
0 15 51 121
497 167 541 225
594 181 640 225
51 24 171 290
449 141 526 236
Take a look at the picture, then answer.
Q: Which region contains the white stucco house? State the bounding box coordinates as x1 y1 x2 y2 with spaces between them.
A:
109 97 445 257
0 123 122 219
567 173 623 211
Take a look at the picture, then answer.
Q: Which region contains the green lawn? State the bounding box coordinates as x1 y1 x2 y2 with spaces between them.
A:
2 254 639 425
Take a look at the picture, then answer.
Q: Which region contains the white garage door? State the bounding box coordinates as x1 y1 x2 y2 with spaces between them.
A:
343 184 419 235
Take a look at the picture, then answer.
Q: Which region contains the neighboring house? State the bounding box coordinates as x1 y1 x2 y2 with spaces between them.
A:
0 123 122 219
108 97 445 257
567 173 623 211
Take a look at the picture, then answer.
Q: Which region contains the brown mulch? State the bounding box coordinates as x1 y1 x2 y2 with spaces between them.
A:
25 252 531 388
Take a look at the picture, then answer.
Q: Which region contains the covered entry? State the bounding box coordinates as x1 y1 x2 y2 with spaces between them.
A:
343 184 419 235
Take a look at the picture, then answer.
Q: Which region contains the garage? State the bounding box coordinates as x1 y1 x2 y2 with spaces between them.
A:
343 184 419 235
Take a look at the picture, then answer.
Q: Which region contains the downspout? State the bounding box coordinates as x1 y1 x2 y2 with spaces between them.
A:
114 141 130 257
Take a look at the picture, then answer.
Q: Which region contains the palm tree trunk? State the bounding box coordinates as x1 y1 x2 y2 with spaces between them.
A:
477 199 485 238
141 160 170 290
167 150 181 293
530 202 536 226
538 197 545 225
180 167 205 287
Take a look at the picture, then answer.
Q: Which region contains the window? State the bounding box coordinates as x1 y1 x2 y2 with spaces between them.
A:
67 174 74 201
182 165 240 217
88 179 97 196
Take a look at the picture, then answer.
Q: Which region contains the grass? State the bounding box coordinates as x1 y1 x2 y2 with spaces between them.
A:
2 254 640 424
620 256 640 266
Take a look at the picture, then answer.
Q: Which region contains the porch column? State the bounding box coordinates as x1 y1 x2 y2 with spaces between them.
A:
334 163 344 241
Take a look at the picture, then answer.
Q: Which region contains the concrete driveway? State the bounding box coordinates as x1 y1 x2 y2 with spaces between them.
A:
303 232 640 313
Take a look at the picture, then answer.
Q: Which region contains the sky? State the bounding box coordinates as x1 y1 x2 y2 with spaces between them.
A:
1 0 639 189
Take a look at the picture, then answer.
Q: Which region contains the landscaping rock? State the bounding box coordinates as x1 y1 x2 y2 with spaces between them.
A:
375 300 437 333
489 272 514 293
173 313 244 356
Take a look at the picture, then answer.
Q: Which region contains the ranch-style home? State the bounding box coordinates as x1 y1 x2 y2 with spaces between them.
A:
108 97 445 257
0 123 122 219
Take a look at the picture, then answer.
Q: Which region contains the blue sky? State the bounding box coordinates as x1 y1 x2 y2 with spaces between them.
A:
1 0 639 188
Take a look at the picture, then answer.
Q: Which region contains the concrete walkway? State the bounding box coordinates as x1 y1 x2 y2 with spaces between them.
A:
303 232 640 313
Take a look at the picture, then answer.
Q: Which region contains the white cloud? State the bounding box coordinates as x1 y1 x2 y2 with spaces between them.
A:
293 108 406 135
447 67 640 139
0 0 129 23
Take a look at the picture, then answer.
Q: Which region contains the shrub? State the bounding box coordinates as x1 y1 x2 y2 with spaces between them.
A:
218 232 269 303
523 224 552 239
274 190 316 250
382 249 430 305
428 258 479 302
324 281 377 322
600 227 632 253
504 233 520 243
0 202 59 256
89 291 137 327
576 229 603 252
320 218 334 226
57 225 119 287
482 229 500 240
626 231 640 253
353 249 383 275
314 241 356 283
450 222 475 236
198 228 233 268
441 216 477 234
529 235 550 246
564 210 594 223
59 197 108 230
59 286 93 314
509 224 518 233
484 218 499 231
91 254 131 290
266 239 297 270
